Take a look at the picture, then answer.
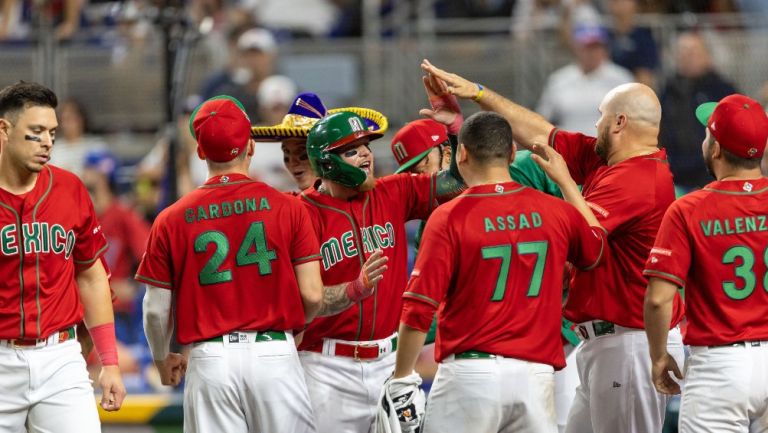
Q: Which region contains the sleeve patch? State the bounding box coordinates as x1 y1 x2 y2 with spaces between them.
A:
650 247 673 257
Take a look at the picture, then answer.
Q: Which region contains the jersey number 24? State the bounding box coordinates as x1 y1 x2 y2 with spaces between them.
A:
194 221 277 285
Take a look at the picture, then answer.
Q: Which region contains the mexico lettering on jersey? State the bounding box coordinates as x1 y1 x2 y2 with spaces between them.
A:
550 129 684 329
644 178 768 346
400 182 605 369
135 174 321 345
298 173 437 349
0 165 108 339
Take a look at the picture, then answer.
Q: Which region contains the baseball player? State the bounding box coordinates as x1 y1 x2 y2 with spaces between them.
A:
297 109 464 433
422 59 684 433
251 92 388 192
137 96 328 433
389 111 606 433
645 94 768 432
0 81 125 433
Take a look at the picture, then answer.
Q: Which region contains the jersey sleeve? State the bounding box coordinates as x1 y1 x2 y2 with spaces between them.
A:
394 173 438 221
401 208 453 332
642 201 691 287
72 181 108 270
509 150 563 198
549 129 604 185
290 199 321 265
581 171 647 236
135 214 173 290
563 204 607 270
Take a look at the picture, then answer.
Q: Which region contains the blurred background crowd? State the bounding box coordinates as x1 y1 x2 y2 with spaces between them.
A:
2 0 767 402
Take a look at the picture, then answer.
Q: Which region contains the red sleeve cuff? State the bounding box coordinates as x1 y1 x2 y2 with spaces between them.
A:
643 269 685 287
401 298 437 333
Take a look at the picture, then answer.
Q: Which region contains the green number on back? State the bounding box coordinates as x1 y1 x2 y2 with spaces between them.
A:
481 241 549 301
518 241 549 297
194 222 277 285
481 245 512 301
722 245 756 300
194 231 232 285
236 222 277 275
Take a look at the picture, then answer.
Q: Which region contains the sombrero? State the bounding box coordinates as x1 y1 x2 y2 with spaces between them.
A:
251 92 388 141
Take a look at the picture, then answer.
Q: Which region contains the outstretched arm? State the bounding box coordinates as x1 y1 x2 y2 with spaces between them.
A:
421 59 555 150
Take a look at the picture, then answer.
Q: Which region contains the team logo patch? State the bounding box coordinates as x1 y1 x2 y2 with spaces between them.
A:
430 135 440 142
228 334 239 343
650 256 659 264
221 175 230 183
393 142 408 161
748 148 758 157
744 181 754 192
348 117 365 132
495 184 504 193
650 247 672 257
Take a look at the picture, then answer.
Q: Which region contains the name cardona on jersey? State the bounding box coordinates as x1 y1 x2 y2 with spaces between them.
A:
1 222 77 258
321 222 395 270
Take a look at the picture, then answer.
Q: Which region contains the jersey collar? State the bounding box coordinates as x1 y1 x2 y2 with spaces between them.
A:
462 181 525 196
702 177 768 195
202 173 253 187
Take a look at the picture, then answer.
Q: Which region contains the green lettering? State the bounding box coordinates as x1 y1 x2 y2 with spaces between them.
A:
506 216 515 230
496 216 506 230
40 223 50 253
246 198 257 212
234 200 244 214
713 220 724 236
185 208 195 223
65 230 76 260
259 197 271 211
341 231 357 258
51 225 66 254
735 217 744 234
208 204 220 219
519 214 531 230
484 218 495 233
197 206 208 221
532 212 542 228
373 225 389 248
700 220 712 237
23 223 41 254
1 225 18 255
222 202 232 217
759 216 768 231
725 219 735 235
745 217 757 233
320 238 343 271
386 222 395 247
361 228 375 253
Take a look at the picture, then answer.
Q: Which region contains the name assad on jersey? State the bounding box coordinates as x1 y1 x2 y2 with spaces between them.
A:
644 178 768 346
401 182 606 369
135 174 321 345
298 173 438 349
0 165 108 339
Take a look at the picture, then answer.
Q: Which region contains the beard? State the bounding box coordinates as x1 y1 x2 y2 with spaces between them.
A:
704 144 716 180
594 124 612 161
357 171 376 192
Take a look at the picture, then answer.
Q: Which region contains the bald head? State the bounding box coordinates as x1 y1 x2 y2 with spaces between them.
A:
602 83 661 128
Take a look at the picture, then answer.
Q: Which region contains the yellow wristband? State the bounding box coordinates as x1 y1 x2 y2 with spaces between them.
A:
472 83 485 102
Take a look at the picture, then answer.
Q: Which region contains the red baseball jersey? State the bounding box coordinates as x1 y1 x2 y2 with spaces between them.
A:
298 173 437 349
644 178 768 346
550 129 684 329
0 165 108 339
135 173 321 345
400 182 605 368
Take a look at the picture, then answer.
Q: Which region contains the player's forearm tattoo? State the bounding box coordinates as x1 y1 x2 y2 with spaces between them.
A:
435 135 467 203
317 283 354 317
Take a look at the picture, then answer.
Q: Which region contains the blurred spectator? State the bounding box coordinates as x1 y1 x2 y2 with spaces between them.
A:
660 32 737 190
81 150 150 345
512 0 600 42
606 0 659 88
199 26 277 121
257 74 298 125
241 0 339 37
537 24 634 133
251 75 298 190
437 0 516 17
49 98 107 176
0 0 84 41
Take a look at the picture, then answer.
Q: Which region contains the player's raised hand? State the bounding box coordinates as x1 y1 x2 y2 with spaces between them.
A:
420 59 481 101
651 352 683 395
98 365 127 411
530 143 574 187
346 250 388 302
419 74 463 135
155 352 188 387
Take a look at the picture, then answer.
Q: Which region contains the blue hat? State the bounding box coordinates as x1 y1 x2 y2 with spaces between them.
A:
251 92 388 141
572 24 608 46
84 149 118 184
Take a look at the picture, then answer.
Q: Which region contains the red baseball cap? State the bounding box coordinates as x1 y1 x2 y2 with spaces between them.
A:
695 94 768 159
390 119 448 174
189 95 252 163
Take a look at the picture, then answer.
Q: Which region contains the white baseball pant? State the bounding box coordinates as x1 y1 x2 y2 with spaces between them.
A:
422 355 557 433
564 324 684 433
0 338 100 433
679 341 768 433
183 331 316 433
555 343 580 433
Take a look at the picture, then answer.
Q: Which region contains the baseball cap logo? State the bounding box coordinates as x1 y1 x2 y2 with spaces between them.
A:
393 142 408 161
748 148 757 157
348 117 364 132
431 135 440 142
744 182 753 192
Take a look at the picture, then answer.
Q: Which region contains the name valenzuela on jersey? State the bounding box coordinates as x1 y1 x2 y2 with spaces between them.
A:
184 196 272 223
699 215 768 237
321 222 396 271
0 222 77 258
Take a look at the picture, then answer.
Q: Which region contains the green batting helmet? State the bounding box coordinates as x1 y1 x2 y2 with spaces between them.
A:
307 111 383 188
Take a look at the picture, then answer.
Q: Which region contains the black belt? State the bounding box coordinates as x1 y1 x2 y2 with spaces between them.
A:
708 341 766 349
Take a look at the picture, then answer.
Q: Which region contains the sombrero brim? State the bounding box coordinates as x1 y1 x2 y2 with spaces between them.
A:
251 107 389 142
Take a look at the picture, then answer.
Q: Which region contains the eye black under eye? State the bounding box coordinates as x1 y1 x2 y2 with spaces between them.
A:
343 149 358 158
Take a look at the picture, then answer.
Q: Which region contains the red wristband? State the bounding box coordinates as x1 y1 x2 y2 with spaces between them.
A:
89 323 119 366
